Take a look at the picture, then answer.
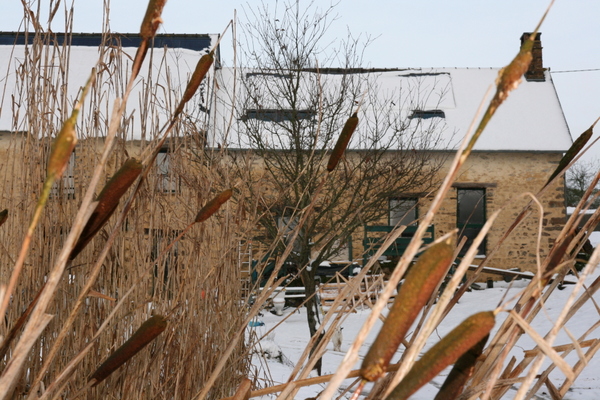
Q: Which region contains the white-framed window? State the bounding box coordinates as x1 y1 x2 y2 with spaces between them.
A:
50 151 76 199
156 148 178 193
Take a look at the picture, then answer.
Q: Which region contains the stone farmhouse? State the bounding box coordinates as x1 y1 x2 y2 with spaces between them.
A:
213 32 572 276
0 31 572 285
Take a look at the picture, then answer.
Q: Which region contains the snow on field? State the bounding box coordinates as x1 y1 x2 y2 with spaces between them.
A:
248 267 600 399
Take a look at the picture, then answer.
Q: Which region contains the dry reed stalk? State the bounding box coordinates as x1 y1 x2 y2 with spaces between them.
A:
5 27 137 394
2 15 247 398
274 213 425 400
319 59 492 400
0 67 95 321
230 378 252 400
511 253 599 400
194 179 328 400
0 69 96 399
39 185 235 395
468 195 596 396
221 360 410 400
5 17 246 400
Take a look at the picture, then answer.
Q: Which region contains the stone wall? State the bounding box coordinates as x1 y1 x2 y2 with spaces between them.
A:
354 151 566 275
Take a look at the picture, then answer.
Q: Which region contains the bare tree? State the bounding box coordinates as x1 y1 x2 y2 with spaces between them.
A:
231 0 449 364
566 160 600 208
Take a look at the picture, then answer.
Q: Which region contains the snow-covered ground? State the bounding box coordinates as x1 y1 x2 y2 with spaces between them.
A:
248 267 600 399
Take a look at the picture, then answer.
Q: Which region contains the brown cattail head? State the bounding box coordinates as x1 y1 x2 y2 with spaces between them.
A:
195 188 233 223
47 115 78 180
361 236 455 382
433 334 489 400
89 315 167 386
0 209 7 228
546 123 595 186
327 112 359 172
174 51 215 118
69 158 143 260
495 37 533 104
387 311 495 400
140 0 167 40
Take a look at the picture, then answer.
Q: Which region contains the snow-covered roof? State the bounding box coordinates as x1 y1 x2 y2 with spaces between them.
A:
213 67 572 152
0 34 217 141
1 35 572 151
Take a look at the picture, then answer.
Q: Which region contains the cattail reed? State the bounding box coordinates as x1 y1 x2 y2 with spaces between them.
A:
387 311 496 400
69 158 143 260
547 122 595 185
433 334 489 400
47 114 78 181
360 237 454 382
88 315 167 386
195 188 233 223
327 113 359 172
140 0 167 40
133 0 167 78
174 51 215 118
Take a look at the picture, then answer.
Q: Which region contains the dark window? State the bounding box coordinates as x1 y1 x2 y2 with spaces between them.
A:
409 109 445 119
389 198 418 227
457 189 486 256
241 109 315 122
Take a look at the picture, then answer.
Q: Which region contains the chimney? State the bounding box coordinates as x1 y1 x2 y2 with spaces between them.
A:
520 32 545 81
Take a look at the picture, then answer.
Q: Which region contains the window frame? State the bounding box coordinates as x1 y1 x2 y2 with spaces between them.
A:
156 148 179 194
50 150 76 199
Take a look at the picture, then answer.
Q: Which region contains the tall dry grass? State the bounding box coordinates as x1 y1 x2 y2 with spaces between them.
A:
0 3 253 400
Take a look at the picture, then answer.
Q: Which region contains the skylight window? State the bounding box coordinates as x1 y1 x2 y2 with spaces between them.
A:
241 109 315 122
409 109 446 119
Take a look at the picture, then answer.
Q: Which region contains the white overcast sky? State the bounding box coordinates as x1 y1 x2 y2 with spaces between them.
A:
2 0 600 160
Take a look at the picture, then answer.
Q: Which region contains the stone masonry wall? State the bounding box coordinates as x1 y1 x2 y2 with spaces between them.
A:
354 151 566 275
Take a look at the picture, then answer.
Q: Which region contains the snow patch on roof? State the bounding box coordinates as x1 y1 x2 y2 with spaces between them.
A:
214 67 572 152
0 37 217 140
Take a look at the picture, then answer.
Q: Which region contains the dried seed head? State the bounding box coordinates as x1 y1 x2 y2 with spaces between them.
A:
89 315 167 386
327 113 359 172
387 311 495 400
547 123 595 186
69 158 143 260
433 334 489 400
495 38 533 104
140 0 167 40
175 51 215 118
195 188 233 223
47 115 77 180
361 237 454 382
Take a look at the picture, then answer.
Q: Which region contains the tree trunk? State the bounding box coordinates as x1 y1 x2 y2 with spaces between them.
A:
300 260 323 375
